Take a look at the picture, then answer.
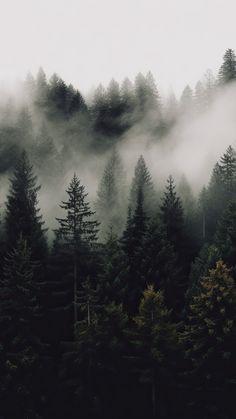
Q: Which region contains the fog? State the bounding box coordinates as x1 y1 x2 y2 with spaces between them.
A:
0 66 236 241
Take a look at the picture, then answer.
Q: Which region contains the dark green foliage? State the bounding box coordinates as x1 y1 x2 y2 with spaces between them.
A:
220 145 236 193
142 221 183 313
0 238 42 419
130 155 154 214
184 261 236 417
54 173 99 326
120 187 148 314
218 48 236 84
214 201 236 267
61 294 128 419
99 229 125 304
130 286 179 418
5 151 47 260
0 52 236 419
203 146 236 241
160 175 184 250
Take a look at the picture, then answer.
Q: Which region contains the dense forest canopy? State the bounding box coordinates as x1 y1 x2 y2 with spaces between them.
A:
0 49 236 419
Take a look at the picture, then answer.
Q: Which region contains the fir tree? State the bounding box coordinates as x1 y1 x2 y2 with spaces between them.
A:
142 221 182 313
95 149 126 239
160 175 184 250
5 151 47 260
218 48 236 84
131 286 179 418
120 187 148 313
214 200 236 267
55 174 99 325
0 238 41 418
130 155 154 215
220 145 236 193
184 260 236 417
35 67 48 108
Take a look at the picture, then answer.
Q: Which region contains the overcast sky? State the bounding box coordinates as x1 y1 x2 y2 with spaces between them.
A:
0 0 235 96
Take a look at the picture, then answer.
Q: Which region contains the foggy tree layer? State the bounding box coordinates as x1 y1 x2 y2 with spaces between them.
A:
0 49 236 419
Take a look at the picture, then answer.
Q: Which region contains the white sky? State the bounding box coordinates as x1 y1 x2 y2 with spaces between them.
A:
0 0 235 96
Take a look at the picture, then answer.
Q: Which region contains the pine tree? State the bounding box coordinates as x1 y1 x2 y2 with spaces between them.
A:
145 71 161 113
16 107 33 146
33 124 62 180
134 72 161 116
220 145 236 193
120 187 148 313
95 149 126 239
55 174 99 325
214 200 236 267
5 151 47 260
0 238 41 418
130 155 155 215
120 77 135 128
91 84 109 136
160 175 184 250
206 147 236 240
218 48 236 84
142 221 182 312
131 286 179 418
99 229 125 304
184 261 236 416
206 162 225 239
35 67 48 108
134 72 149 115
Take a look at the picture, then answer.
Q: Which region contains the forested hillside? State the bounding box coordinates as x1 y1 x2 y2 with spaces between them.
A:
0 49 236 419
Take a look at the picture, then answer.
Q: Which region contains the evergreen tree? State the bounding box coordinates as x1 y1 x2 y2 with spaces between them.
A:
142 221 182 313
16 107 33 146
5 151 47 260
214 200 236 267
91 84 109 137
95 149 126 239
0 238 42 419
202 69 216 107
220 145 236 193
206 162 225 239
131 286 179 418
55 174 99 325
120 77 135 128
160 175 184 250
35 67 48 108
33 124 62 180
99 229 125 304
184 261 236 417
120 187 148 313
130 155 154 215
218 48 236 84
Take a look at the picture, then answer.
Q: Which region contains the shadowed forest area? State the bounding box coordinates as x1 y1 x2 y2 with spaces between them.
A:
0 49 236 419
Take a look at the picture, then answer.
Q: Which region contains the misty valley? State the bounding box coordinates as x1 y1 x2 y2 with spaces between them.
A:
1 49 236 419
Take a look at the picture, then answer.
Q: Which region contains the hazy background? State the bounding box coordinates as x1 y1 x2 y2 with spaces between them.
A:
0 0 236 95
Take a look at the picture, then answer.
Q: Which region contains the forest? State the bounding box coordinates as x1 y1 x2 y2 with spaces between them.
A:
0 49 236 419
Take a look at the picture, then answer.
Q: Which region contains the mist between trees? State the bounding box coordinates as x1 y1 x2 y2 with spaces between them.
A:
0 49 236 419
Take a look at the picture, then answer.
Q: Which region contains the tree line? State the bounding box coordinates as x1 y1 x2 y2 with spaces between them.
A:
0 138 236 418
0 48 236 180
